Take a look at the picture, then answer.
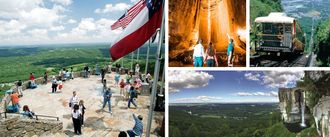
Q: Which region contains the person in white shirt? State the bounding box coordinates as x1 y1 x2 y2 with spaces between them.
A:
135 64 140 75
193 39 205 67
72 104 82 135
69 91 79 109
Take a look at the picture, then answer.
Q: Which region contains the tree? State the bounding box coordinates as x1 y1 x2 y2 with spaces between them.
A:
169 126 181 137
186 124 200 137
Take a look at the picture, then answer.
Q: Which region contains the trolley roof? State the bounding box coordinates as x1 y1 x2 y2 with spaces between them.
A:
255 12 295 24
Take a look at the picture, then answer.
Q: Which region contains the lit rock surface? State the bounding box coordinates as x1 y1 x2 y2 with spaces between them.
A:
169 0 246 66
19 74 163 137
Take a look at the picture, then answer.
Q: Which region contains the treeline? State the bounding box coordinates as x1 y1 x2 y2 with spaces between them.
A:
169 107 290 137
315 18 330 66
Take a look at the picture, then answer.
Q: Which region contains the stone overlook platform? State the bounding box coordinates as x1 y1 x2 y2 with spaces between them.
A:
16 73 163 137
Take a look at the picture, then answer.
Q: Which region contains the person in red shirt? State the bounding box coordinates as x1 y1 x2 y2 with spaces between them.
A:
29 73 36 86
119 79 126 98
10 91 20 107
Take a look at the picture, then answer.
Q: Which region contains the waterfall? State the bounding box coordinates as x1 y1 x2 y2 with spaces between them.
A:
300 91 306 127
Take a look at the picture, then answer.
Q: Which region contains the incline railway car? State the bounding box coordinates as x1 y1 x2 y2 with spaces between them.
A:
255 12 304 55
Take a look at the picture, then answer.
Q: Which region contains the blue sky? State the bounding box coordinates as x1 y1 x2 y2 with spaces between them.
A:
169 70 304 103
0 0 140 45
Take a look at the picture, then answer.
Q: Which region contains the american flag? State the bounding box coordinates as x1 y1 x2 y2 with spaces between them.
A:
111 0 146 30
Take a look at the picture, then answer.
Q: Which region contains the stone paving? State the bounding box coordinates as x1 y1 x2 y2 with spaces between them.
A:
19 73 163 137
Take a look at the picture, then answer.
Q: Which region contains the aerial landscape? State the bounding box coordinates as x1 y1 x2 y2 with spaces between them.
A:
169 70 330 137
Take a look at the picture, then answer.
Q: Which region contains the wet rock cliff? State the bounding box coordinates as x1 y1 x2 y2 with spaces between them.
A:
169 0 246 66
279 71 330 135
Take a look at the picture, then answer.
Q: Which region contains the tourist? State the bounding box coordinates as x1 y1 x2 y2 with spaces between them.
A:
58 80 63 92
21 105 35 119
65 69 71 81
193 39 204 67
59 69 65 81
118 131 127 137
103 79 107 93
51 76 58 93
227 35 235 67
10 91 20 108
70 67 74 79
43 72 48 84
29 72 36 88
128 86 137 108
125 73 130 83
69 91 79 109
124 82 132 100
84 65 89 78
101 68 106 82
16 80 23 97
127 114 143 137
204 42 219 67
72 104 82 135
102 87 112 114
79 100 86 126
119 79 125 97
115 72 120 87
135 64 140 75
145 72 152 83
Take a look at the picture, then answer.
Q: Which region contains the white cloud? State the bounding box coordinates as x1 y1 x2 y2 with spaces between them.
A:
174 96 222 103
50 25 65 31
236 91 278 97
95 3 131 13
169 70 214 93
262 71 304 88
130 0 140 4
77 18 96 31
51 0 72 6
0 0 44 18
67 19 77 24
244 72 261 81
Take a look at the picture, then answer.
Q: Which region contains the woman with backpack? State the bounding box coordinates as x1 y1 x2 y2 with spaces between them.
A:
204 42 218 67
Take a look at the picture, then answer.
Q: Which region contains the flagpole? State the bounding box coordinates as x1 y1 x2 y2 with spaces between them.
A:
146 3 165 137
137 48 140 63
145 38 151 75
160 63 165 95
131 51 134 71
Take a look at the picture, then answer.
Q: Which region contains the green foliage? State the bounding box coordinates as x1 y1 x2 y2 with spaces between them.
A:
250 0 283 49
169 126 182 137
186 124 200 137
299 125 318 137
0 44 160 83
0 84 11 99
315 18 330 66
263 123 296 137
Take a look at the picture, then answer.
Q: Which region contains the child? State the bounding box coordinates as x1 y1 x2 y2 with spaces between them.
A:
119 79 125 97
58 80 63 92
79 100 86 126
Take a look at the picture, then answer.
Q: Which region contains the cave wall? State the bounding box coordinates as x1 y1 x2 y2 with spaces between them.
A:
169 0 246 58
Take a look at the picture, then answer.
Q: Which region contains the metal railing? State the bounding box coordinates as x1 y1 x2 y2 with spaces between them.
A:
0 112 59 121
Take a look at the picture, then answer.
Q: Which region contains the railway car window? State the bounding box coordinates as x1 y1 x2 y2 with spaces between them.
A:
284 24 292 32
263 23 272 33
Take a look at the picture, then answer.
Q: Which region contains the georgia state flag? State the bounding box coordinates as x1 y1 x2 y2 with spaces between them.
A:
109 0 163 61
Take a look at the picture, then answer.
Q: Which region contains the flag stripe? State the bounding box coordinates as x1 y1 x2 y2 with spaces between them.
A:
111 0 145 30
110 6 163 60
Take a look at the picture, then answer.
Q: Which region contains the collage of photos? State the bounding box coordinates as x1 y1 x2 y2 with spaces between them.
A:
0 0 330 137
